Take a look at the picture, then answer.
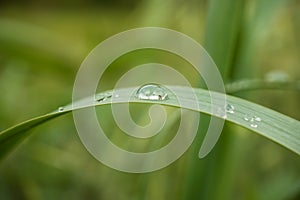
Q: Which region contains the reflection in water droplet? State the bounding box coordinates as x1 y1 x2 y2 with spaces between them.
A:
58 107 64 112
136 84 168 101
225 104 235 114
95 92 112 102
243 114 261 128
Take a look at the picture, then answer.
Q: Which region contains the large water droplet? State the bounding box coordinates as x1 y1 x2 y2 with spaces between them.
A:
225 104 235 114
58 107 64 112
136 84 168 101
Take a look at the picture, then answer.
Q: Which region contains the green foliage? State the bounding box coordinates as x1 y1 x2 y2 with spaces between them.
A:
0 1 300 199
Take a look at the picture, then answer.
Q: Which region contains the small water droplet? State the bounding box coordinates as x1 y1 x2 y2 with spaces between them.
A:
115 94 119 98
243 114 250 121
58 107 64 112
95 92 112 102
250 124 258 128
136 83 168 101
225 104 235 114
243 114 261 128
254 116 261 122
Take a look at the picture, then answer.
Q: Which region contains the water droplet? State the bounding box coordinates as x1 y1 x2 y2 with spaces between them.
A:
58 107 64 112
136 84 168 101
243 114 250 121
225 104 235 114
254 116 261 122
115 94 119 98
95 92 112 102
243 114 261 128
250 124 258 128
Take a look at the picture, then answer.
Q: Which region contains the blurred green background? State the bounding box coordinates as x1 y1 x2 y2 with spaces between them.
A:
0 0 300 199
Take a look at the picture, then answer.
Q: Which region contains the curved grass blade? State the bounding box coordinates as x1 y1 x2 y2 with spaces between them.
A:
0 86 299 160
226 79 300 93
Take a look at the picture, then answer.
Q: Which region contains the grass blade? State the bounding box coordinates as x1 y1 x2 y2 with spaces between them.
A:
0 86 299 160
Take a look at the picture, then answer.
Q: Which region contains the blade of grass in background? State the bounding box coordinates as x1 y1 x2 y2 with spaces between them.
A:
228 0 289 199
226 79 300 93
232 0 285 80
183 0 244 199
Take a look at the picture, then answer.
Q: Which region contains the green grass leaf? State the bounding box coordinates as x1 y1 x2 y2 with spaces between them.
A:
0 86 299 160
226 79 300 93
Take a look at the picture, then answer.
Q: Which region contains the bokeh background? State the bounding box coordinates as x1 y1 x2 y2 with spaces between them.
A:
0 0 300 199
